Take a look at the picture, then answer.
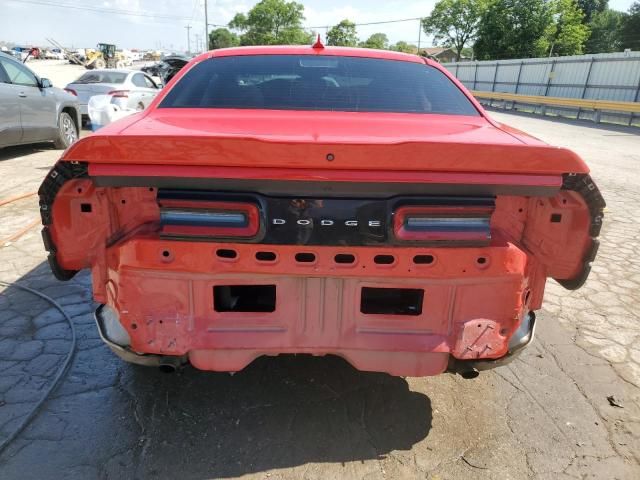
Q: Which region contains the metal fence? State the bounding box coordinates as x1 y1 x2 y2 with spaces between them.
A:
442 52 640 126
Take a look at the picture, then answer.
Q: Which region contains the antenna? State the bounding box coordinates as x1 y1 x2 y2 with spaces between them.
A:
312 34 324 50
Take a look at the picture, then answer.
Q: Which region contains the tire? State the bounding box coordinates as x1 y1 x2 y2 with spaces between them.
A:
94 58 105 69
53 112 78 149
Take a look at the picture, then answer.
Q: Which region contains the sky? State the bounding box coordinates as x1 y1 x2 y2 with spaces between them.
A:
1 0 637 51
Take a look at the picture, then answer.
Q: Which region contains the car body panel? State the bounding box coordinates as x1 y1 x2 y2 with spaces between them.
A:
39 46 604 377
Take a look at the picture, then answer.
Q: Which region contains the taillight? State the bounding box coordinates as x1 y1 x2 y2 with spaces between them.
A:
393 205 493 244
64 88 77 96
159 199 260 239
108 90 129 98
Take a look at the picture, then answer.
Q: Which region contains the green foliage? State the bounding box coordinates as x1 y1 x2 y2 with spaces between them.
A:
208 28 240 50
359 33 389 49
474 0 552 59
389 41 418 53
326 19 359 46
585 8 625 52
620 1 640 49
422 0 487 61
540 0 590 56
576 0 608 22
228 0 312 46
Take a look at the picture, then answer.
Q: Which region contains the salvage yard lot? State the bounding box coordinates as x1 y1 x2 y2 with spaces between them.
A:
0 60 639 479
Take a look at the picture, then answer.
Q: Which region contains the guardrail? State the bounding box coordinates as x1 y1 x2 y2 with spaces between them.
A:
471 90 640 124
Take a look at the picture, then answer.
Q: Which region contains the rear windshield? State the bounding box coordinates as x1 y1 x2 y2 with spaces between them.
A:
73 72 127 84
159 55 478 115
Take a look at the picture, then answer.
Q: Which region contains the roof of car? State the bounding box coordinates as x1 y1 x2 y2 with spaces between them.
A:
192 45 431 65
82 69 139 75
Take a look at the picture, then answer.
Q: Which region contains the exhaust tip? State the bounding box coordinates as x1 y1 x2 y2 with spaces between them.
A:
158 363 177 374
459 369 480 379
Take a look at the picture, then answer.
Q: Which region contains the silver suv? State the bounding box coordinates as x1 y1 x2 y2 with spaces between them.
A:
0 52 80 149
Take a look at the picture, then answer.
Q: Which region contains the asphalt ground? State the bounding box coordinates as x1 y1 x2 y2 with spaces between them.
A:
0 60 638 479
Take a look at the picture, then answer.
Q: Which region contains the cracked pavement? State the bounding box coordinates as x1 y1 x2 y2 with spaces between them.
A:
0 97 639 478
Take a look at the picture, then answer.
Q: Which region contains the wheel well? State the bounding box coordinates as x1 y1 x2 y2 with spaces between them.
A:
61 107 79 133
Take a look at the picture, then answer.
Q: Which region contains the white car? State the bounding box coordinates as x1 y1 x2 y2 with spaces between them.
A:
64 69 161 119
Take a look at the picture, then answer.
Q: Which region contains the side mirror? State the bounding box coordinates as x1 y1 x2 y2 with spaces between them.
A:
40 78 52 88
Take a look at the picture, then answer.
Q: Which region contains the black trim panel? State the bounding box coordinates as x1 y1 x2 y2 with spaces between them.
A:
556 174 605 290
94 176 560 198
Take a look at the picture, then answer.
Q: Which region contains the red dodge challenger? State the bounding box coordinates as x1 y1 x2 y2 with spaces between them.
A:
39 44 604 377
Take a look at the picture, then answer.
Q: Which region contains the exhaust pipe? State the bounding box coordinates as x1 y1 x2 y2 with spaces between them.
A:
158 356 181 373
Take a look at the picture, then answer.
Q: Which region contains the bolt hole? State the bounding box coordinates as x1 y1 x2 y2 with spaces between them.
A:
256 251 277 262
121 199 126 204
216 249 237 259
77 188 82 194
334 254 355 264
500 328 508 335
550 213 562 223
477 257 487 265
518 208 524 213
295 252 316 263
131 323 137 330
162 250 170 257
413 254 434 265
149 187 155 192
374 254 395 265
80 203 92 213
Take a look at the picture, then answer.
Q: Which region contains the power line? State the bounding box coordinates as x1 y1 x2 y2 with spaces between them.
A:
10 0 193 21
308 17 423 30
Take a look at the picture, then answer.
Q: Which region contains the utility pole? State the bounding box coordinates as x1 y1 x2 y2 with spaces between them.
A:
204 0 209 51
417 18 422 53
185 25 192 54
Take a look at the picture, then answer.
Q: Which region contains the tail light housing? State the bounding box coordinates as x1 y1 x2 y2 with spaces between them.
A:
159 198 260 239
393 204 494 244
64 88 77 96
108 90 130 98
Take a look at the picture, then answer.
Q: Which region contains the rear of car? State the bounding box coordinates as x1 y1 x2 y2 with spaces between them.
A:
65 70 159 118
39 46 604 377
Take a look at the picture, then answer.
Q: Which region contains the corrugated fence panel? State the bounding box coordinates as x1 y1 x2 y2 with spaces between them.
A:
443 52 640 124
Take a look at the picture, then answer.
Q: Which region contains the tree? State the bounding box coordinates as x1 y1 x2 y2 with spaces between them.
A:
585 8 625 52
474 0 552 59
327 19 359 46
576 0 608 22
359 33 389 49
422 0 486 61
228 0 312 46
540 0 590 56
208 28 240 50
620 1 640 49
390 41 418 53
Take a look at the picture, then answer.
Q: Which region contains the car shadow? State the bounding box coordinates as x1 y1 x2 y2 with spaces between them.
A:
0 263 432 480
0 143 53 161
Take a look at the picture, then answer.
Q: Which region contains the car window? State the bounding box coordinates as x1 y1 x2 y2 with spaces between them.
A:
0 57 38 87
160 55 479 116
143 75 157 88
0 62 10 84
132 73 147 87
73 71 127 84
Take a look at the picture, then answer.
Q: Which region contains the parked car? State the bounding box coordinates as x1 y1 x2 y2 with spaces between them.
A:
45 48 65 60
64 69 161 120
141 55 189 85
39 45 604 378
0 51 79 149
